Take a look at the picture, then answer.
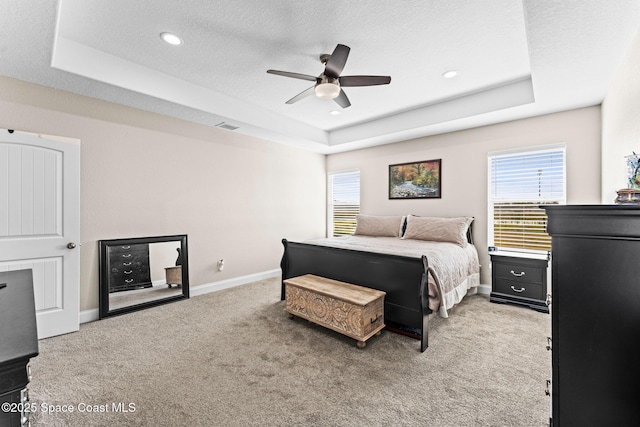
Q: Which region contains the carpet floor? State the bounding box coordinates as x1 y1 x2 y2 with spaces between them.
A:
28 277 551 426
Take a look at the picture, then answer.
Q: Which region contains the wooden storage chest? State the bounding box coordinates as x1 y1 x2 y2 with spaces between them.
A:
164 266 182 287
284 274 385 348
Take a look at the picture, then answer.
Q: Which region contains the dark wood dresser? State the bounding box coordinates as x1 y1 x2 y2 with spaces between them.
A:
544 205 640 426
489 253 549 313
107 243 152 292
0 269 39 427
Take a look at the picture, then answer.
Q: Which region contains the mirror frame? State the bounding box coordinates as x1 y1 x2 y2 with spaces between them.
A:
99 234 189 319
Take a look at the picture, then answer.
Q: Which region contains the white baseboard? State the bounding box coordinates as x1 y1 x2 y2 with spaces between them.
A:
80 308 99 324
79 269 281 324
477 284 491 295
189 269 280 297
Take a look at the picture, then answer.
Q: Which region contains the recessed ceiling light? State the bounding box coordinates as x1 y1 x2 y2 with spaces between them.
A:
330 110 341 115
160 32 183 46
442 70 458 79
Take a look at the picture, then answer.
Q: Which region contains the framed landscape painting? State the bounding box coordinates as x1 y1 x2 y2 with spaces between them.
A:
389 159 441 199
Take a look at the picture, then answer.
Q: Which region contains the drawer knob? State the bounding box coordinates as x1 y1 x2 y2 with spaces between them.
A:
510 285 526 293
510 270 526 277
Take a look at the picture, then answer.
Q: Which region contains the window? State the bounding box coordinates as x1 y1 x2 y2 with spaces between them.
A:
488 145 566 253
328 170 360 237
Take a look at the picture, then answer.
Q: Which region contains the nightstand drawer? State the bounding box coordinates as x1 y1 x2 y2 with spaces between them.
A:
493 263 545 284
492 278 544 300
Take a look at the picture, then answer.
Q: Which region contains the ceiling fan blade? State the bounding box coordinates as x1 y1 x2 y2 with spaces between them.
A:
333 89 351 108
339 75 391 87
267 69 318 82
324 44 350 78
285 86 316 104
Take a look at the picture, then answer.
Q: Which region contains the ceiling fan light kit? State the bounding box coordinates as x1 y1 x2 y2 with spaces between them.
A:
267 43 391 108
315 80 340 99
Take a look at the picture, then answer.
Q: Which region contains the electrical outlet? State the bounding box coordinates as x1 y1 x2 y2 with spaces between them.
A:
217 259 224 271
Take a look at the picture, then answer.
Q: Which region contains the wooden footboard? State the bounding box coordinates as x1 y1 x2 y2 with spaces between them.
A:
280 239 432 352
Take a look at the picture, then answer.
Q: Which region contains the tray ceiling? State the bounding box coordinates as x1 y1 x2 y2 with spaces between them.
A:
1 1 639 153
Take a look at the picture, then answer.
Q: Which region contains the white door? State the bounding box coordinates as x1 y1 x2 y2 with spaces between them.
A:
0 129 80 339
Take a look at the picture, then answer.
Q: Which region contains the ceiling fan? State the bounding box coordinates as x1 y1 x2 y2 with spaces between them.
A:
266 44 391 108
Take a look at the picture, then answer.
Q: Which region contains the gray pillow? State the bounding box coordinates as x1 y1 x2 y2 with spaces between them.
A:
354 215 405 237
402 215 472 246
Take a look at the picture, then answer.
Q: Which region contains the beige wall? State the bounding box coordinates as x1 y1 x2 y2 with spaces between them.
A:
0 72 611 308
327 107 602 284
602 27 640 202
0 77 326 312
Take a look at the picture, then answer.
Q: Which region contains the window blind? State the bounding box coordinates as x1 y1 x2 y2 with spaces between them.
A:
328 170 360 237
488 147 565 253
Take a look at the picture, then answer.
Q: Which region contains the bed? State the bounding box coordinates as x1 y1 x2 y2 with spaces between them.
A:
280 214 480 352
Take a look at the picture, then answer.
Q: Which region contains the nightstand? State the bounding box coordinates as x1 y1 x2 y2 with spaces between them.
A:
489 253 549 313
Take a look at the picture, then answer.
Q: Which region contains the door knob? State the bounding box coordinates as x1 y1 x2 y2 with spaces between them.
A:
67 242 77 249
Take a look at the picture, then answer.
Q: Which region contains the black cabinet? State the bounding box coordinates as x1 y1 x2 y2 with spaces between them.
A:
0 269 39 427
490 254 549 313
544 205 640 426
107 243 152 292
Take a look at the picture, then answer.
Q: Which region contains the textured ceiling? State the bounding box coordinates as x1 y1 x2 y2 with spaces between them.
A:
1 1 639 153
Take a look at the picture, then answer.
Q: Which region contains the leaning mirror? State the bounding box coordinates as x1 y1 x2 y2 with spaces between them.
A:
99 234 189 319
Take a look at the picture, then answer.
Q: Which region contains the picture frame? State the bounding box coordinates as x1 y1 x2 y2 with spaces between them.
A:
389 159 441 199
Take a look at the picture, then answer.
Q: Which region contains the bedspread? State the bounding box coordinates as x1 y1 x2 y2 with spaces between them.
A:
303 236 480 317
